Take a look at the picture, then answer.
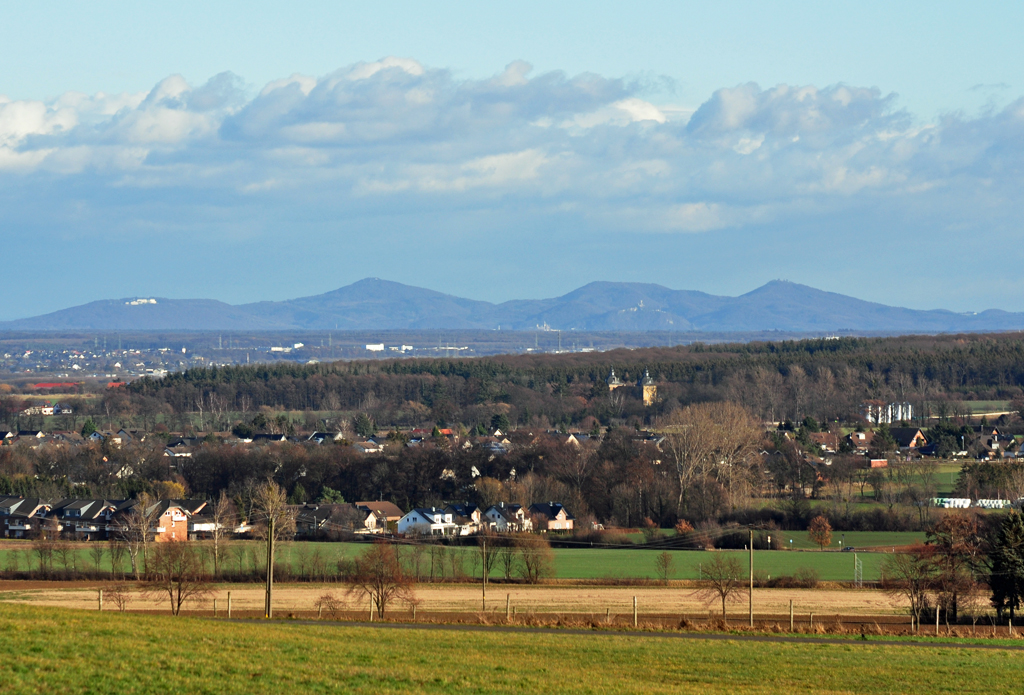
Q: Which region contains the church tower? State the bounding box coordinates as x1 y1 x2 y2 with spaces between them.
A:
638 368 657 406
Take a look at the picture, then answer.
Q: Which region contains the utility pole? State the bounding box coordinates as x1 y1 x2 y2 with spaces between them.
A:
265 516 275 618
749 528 754 627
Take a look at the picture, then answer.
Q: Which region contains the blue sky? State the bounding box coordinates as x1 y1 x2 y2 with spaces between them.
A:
1 1 1023 320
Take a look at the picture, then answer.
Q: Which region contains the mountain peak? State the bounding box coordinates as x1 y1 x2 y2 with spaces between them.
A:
3 280 1022 333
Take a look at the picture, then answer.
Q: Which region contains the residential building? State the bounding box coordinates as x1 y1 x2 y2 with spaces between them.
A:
889 427 928 450
528 502 574 531
397 507 458 536
148 500 208 542
483 503 532 533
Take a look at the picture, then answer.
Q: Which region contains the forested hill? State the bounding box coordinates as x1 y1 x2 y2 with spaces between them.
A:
124 332 1024 428
7 278 1024 332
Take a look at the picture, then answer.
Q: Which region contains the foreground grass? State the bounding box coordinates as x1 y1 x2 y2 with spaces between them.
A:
1 604 1022 694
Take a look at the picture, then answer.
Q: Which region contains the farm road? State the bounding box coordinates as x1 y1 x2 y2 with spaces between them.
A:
249 618 1024 652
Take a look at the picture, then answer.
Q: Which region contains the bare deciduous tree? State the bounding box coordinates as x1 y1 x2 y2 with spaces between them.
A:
655 551 675 584
346 542 415 619
661 402 763 519
89 543 105 574
315 591 343 619
52 540 77 576
252 480 295 618
146 541 211 616
208 490 235 577
108 582 132 612
698 554 746 621
516 533 553 584
881 546 934 631
118 493 158 580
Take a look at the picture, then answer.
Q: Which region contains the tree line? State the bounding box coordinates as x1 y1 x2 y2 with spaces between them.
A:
66 332 1024 433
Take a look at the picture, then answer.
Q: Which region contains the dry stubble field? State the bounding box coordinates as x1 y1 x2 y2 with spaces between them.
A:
0 581 908 626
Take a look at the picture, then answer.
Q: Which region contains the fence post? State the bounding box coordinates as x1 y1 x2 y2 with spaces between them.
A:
810 613 813 629
227 591 231 619
633 596 638 627
789 600 793 631
506 594 510 621
936 609 939 635
98 589 103 612
214 598 218 617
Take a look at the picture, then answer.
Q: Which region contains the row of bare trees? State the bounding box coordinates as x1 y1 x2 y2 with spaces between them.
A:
660 402 764 520
880 512 1024 630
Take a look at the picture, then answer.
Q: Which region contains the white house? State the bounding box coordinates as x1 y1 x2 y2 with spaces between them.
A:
445 503 484 535
397 507 459 536
353 440 383 454
483 503 532 533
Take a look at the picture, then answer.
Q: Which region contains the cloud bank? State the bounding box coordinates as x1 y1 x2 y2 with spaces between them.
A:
1 58 1023 315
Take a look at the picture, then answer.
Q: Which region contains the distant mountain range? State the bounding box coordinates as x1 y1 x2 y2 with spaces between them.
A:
3 278 1023 334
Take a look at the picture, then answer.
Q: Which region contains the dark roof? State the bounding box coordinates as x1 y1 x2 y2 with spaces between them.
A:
637 368 655 386
408 507 448 520
445 503 479 518
606 368 622 386
529 502 575 520
292 504 337 529
486 503 523 522
0 497 48 518
889 427 925 447
308 432 343 442
148 499 208 516
355 501 404 519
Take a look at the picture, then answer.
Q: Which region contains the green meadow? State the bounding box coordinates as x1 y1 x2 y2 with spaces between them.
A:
0 536 910 582
0 603 1021 694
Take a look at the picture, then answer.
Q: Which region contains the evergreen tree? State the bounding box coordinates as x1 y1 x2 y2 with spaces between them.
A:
353 413 375 438
490 412 510 431
991 510 1024 621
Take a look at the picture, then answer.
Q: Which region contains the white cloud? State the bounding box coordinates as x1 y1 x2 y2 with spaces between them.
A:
0 59 1023 247
260 73 317 97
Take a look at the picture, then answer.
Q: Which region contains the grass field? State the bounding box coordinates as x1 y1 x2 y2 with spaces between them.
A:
0 537 906 582
552 547 889 581
952 400 1012 414
1 604 1022 694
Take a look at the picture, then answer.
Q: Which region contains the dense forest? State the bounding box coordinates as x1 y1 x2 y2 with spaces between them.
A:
105 332 1024 432
3 332 1024 535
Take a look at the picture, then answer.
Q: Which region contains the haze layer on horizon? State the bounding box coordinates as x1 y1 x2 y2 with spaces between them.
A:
1 1 1023 320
